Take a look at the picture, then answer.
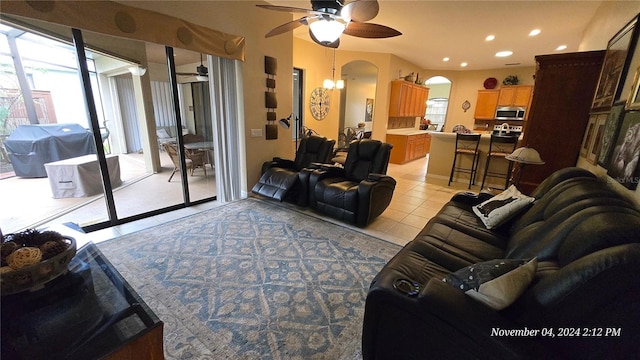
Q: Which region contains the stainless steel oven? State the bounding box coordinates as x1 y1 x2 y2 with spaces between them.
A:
495 106 526 120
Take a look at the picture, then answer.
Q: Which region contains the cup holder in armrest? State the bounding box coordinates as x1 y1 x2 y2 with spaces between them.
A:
393 279 420 296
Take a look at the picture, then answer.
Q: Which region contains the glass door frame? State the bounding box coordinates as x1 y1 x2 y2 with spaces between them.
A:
72 29 216 233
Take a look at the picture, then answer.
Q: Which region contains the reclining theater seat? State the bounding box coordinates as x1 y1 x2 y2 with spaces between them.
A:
252 135 335 205
362 167 640 360
310 139 396 227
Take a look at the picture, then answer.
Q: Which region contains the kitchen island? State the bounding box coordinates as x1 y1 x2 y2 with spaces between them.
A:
426 132 522 189
386 129 432 164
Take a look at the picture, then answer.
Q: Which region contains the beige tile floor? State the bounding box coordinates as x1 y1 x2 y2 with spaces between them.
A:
85 154 471 247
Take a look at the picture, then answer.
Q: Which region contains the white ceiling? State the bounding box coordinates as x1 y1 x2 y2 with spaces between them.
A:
263 0 605 70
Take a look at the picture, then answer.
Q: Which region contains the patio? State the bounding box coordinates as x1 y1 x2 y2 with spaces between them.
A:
0 151 217 233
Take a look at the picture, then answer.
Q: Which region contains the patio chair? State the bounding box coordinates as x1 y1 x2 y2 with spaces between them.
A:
162 142 207 182
182 134 209 172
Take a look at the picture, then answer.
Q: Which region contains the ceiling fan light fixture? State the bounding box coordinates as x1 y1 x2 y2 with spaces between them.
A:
197 54 208 76
310 18 346 43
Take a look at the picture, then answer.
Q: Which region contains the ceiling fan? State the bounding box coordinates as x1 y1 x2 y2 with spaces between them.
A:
256 0 401 48
176 54 208 79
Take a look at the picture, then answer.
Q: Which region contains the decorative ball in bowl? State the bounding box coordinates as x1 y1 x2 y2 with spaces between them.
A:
0 229 77 295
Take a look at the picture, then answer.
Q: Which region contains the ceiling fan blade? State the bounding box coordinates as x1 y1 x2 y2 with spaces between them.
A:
343 22 401 39
256 4 327 16
309 28 340 48
265 17 308 38
340 0 379 22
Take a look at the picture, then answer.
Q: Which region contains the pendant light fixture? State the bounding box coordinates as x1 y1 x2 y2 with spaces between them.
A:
323 49 344 90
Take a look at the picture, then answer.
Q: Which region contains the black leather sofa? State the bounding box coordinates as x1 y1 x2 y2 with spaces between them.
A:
362 167 640 359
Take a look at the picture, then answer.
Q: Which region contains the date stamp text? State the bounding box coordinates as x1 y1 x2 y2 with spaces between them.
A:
491 327 622 338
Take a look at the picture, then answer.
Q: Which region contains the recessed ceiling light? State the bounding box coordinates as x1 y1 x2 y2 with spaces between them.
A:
495 51 513 57
485 35 495 41
529 29 541 36
461 62 468 67
556 45 567 51
443 57 450 62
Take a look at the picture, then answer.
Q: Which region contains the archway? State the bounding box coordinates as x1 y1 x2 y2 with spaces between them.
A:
338 60 378 148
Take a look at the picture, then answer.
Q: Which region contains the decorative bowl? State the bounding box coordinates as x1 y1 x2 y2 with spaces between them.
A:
0 236 76 295
484 77 498 89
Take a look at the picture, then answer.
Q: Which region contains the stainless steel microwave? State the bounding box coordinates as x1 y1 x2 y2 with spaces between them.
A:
495 106 526 120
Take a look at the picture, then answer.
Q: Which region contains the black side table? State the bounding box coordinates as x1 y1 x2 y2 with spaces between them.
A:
1 242 163 359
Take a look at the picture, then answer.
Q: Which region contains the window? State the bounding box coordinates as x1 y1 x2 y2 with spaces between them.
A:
425 98 448 126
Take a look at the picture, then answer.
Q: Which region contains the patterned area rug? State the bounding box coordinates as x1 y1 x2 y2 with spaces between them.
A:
97 197 401 359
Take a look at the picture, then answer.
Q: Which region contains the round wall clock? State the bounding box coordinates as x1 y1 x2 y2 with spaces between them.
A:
310 87 330 120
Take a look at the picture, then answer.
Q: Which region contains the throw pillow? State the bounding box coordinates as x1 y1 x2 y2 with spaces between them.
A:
156 128 171 139
472 185 534 229
442 258 537 310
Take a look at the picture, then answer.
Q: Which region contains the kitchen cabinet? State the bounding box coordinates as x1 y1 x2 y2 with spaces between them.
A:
389 80 430 117
474 90 500 119
387 132 431 164
518 50 605 194
497 85 533 107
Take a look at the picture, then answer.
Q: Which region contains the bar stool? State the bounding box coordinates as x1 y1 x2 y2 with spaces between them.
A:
480 134 519 190
448 133 481 189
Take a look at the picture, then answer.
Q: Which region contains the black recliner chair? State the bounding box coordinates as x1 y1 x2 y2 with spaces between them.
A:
307 139 396 227
252 135 335 206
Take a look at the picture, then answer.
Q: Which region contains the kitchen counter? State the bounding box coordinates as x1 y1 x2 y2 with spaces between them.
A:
386 128 434 136
429 131 523 139
427 132 523 189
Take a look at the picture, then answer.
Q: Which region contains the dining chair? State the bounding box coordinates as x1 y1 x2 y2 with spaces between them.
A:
162 142 207 181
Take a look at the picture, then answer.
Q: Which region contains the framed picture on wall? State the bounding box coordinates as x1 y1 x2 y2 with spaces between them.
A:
365 98 374 122
626 66 640 110
580 114 597 158
587 113 607 164
619 14 640 105
598 102 626 167
591 14 639 112
606 110 640 190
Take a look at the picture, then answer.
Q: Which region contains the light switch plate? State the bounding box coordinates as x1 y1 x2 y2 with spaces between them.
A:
251 128 262 137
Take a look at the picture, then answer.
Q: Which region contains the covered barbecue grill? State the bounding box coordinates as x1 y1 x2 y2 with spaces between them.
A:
4 124 95 178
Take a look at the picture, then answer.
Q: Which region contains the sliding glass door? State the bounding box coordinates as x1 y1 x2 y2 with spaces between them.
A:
0 18 217 234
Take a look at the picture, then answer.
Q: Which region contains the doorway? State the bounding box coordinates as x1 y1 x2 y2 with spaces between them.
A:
338 60 378 148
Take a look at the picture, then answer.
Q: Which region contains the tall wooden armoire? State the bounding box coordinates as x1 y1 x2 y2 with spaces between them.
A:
518 50 606 194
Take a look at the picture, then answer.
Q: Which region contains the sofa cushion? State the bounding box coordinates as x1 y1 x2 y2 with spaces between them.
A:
509 177 621 235
433 202 511 245
472 185 534 229
443 258 537 310
412 219 507 270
